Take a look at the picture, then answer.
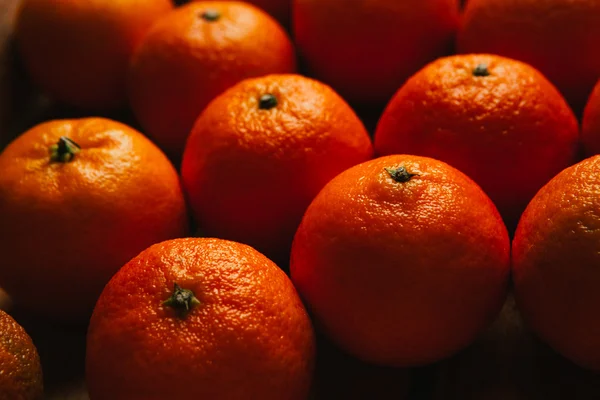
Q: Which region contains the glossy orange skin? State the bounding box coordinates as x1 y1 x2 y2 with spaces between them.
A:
290 155 510 366
457 0 600 114
293 0 459 107
86 237 315 400
513 156 600 371
192 0 290 27
15 0 173 110
128 1 296 160
181 74 373 263
0 118 188 321
0 310 43 400
582 80 600 156
374 54 580 231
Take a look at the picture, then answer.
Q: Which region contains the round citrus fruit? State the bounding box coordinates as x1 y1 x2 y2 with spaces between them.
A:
192 0 290 27
86 237 315 400
0 118 188 321
293 0 459 107
181 74 373 264
290 155 510 366
374 54 580 231
128 1 296 160
457 0 600 114
582 80 600 156
0 309 43 400
15 0 173 110
513 155 600 371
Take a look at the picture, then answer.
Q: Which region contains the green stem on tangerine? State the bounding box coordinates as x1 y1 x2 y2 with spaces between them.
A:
258 94 278 110
163 283 201 318
201 9 220 21
473 63 490 77
385 166 418 183
49 136 81 163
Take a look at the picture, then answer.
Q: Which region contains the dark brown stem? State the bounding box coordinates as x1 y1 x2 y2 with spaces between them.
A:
163 283 201 319
49 137 80 163
201 9 220 21
258 94 278 110
385 166 418 183
473 63 490 77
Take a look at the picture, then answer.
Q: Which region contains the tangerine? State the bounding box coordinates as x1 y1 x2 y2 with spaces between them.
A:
290 155 510 366
513 155 600 371
86 237 315 400
0 118 188 321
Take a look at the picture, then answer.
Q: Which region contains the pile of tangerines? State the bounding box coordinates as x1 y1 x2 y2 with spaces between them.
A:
1 0 600 398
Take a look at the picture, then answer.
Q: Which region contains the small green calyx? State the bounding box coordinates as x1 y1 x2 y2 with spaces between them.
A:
473 63 490 77
163 283 201 319
385 166 418 183
49 136 81 163
258 94 278 110
201 9 221 21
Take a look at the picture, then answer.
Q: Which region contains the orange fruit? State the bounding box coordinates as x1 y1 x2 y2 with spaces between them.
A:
512 155 600 371
290 155 510 366
181 74 373 264
582 80 600 156
0 309 43 400
15 0 173 110
457 0 600 114
0 118 188 321
293 0 459 107
86 237 315 400
192 0 291 28
128 1 296 160
374 54 580 231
